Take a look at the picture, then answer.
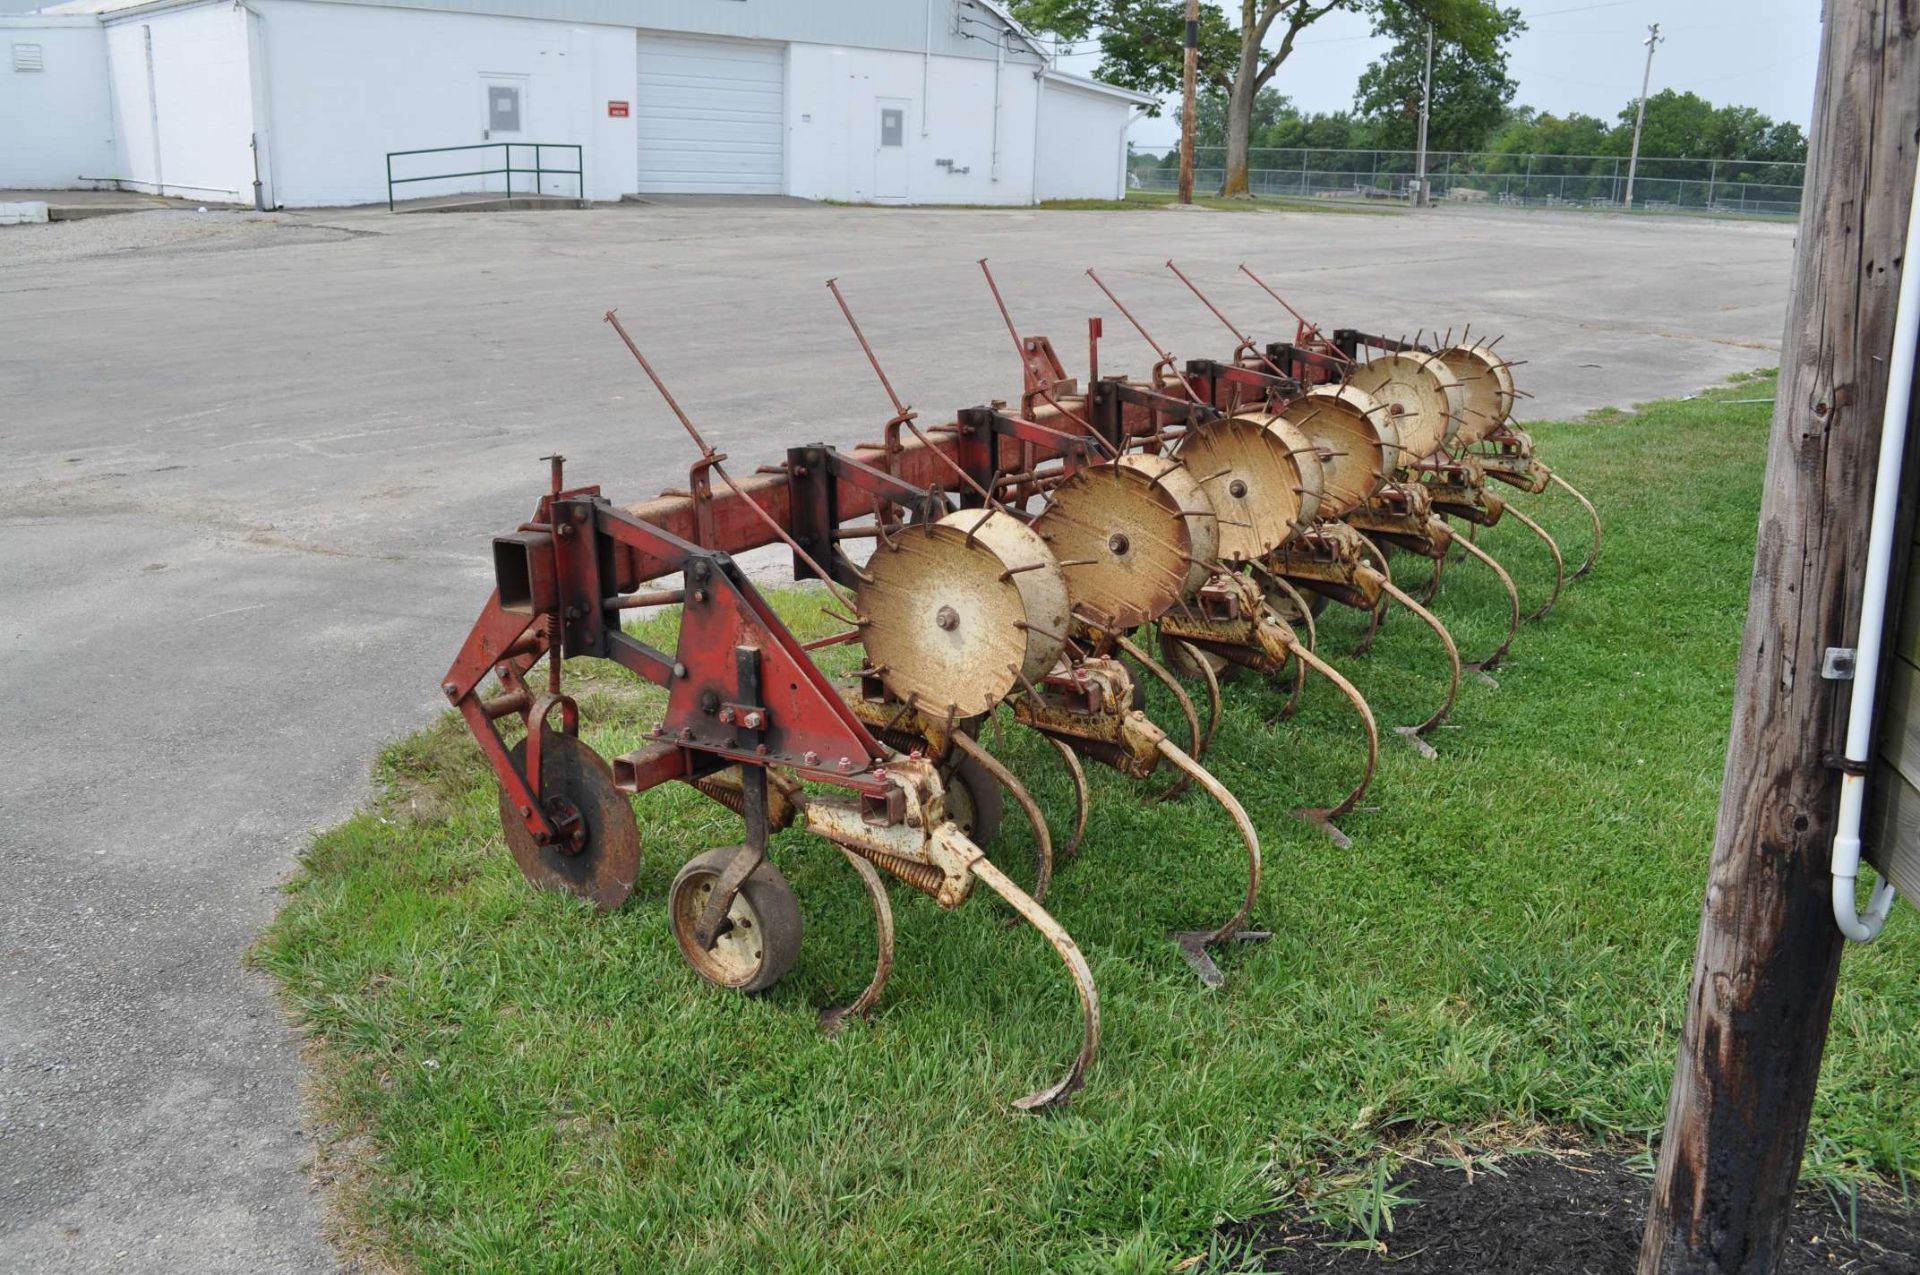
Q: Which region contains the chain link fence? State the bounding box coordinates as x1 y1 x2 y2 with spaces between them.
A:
1128 145 1805 217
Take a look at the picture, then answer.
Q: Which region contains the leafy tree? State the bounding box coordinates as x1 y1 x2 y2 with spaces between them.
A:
1181 86 1373 152
1352 1 1523 153
1012 0 1513 198
1488 109 1611 159
1608 88 1718 160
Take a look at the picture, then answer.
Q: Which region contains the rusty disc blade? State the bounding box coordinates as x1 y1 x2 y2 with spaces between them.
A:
498 733 640 911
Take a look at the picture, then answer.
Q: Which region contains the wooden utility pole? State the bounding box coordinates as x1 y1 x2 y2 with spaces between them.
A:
1638 5 1920 1273
1413 22 1433 207
1178 0 1198 204
1622 23 1662 212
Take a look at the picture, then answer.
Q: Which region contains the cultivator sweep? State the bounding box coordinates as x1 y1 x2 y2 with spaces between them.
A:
440 261 1600 1109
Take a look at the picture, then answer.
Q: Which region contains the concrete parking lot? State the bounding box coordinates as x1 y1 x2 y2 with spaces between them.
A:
0 198 1793 1272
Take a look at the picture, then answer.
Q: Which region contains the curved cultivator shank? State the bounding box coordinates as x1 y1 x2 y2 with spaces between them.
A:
438 263 1594 1110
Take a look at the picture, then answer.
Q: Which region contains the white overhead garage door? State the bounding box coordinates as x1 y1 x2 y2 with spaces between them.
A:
636 34 786 194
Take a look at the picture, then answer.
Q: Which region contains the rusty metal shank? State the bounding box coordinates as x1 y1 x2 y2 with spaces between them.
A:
966 855 1101 1109
1452 534 1522 673
1156 733 1270 988
819 846 896 1033
951 731 1054 905
1502 500 1566 622
1039 732 1091 861
1174 636 1224 757
1287 640 1380 849
1377 578 1461 755
1113 631 1203 799
1547 468 1603 580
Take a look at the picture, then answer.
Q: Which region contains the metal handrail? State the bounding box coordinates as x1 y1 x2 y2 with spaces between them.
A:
385 142 583 212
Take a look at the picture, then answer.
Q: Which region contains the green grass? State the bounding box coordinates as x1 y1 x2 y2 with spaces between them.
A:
255 373 1919 1274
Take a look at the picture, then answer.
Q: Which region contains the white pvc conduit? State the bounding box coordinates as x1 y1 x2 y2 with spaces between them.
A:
1829 154 1920 942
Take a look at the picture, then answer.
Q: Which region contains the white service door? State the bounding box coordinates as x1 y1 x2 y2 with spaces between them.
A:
636 34 785 194
481 74 526 142
873 98 909 202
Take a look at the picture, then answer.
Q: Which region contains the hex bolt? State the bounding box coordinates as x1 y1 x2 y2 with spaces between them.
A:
442 682 458 698
803 751 820 766
743 711 764 730
572 507 588 523
718 707 736 725
837 757 853 772
518 804 531 817
755 743 769 755
692 589 708 603
935 605 960 631
556 522 575 538
679 726 694 741
1107 532 1130 555
1228 479 1249 498
672 662 688 678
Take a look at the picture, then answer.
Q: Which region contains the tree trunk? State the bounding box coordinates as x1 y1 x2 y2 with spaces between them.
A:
1637 3 1920 1272
1219 32 1264 199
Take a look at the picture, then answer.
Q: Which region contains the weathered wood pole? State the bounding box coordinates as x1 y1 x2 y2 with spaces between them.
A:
1638 4 1920 1273
1178 0 1198 205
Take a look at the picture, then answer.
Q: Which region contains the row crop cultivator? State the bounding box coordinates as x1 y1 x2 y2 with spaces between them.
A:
440 263 1602 1109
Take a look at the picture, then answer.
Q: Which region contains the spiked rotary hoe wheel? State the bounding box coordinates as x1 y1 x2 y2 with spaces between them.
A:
1175 413 1324 562
857 509 1070 720
1030 454 1219 630
1344 350 1464 462
1436 341 1518 448
1276 385 1398 519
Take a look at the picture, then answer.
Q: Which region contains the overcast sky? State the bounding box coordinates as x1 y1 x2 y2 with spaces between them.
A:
1056 0 1823 151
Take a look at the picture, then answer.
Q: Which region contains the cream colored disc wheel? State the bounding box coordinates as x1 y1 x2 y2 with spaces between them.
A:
1345 350 1464 463
1177 414 1324 562
1437 343 1518 446
857 509 1069 718
669 847 803 994
1030 455 1218 629
1277 385 1398 519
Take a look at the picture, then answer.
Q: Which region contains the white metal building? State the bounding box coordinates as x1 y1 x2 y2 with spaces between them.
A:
0 0 1151 208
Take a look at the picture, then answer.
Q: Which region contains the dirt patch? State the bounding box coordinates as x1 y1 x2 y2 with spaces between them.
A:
1220 1149 1920 1273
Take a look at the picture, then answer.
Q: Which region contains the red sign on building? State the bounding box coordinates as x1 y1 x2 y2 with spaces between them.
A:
608 101 629 118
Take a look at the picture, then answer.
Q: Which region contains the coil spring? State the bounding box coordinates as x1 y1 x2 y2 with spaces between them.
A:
688 774 795 830
691 776 747 816
854 846 944 894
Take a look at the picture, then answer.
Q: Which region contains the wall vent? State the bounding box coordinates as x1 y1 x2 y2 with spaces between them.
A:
12 42 45 72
